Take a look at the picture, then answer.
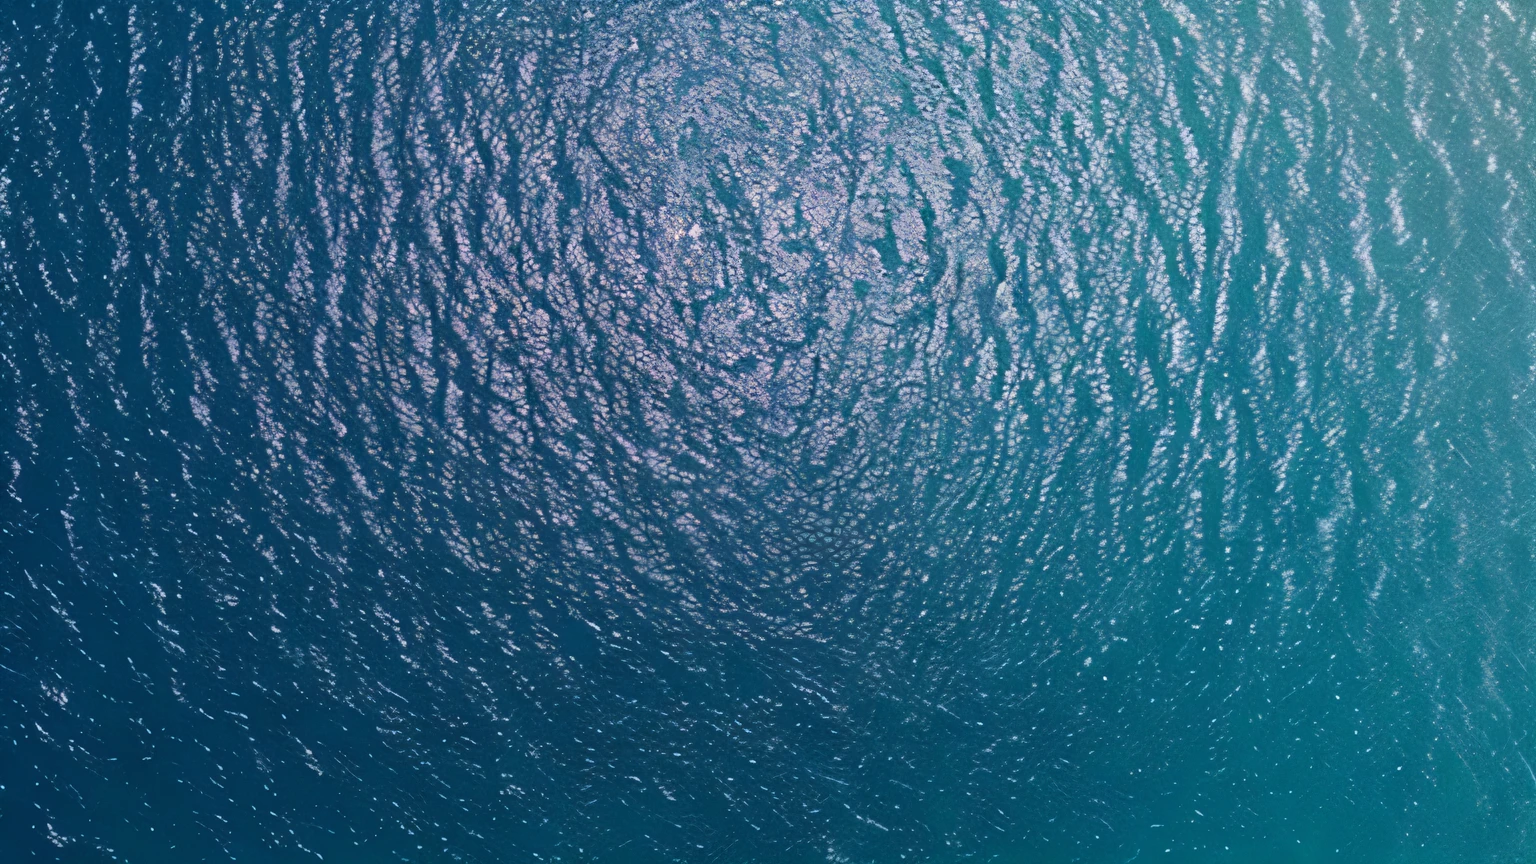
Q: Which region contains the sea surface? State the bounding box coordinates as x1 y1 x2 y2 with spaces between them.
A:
3 0 1535 861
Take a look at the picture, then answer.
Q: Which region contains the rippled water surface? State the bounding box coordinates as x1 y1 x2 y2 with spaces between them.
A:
3 0 1536 861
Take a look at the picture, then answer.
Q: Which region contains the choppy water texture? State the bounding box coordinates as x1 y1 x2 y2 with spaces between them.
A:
3 0 1536 861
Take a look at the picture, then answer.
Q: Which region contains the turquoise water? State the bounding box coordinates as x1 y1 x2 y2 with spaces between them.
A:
2 0 1534 861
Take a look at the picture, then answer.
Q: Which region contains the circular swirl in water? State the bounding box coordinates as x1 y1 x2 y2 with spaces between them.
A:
2 1 1534 861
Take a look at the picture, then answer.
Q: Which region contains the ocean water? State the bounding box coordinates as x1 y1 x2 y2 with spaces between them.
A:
2 0 1535 861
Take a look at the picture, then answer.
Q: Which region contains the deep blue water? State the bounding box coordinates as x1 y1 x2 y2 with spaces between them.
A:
3 0 1536 862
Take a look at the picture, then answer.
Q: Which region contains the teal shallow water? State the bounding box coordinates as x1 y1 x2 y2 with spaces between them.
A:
2 0 1534 862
